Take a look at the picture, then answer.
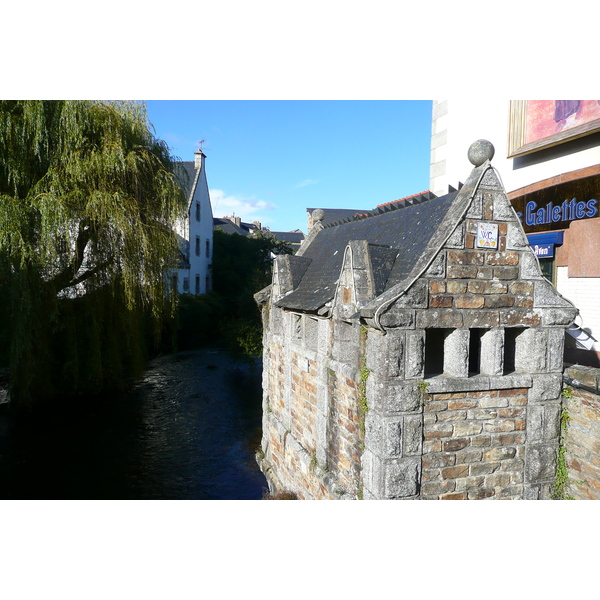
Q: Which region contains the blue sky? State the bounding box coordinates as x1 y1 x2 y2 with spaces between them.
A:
145 101 433 234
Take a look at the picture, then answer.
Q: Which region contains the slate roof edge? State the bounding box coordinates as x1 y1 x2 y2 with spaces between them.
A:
360 161 494 331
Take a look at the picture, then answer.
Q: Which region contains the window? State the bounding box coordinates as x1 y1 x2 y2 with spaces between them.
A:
504 327 525 374
195 202 201 221
539 258 556 285
183 277 189 292
205 275 210 292
195 275 200 294
206 240 210 258
195 236 200 256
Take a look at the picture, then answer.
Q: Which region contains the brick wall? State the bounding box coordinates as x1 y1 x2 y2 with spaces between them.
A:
422 389 527 499
562 365 600 499
259 310 363 499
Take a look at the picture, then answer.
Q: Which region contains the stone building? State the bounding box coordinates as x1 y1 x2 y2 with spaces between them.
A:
255 140 579 500
431 100 600 366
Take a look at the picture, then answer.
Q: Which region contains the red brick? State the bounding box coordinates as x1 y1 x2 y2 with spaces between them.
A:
455 296 485 309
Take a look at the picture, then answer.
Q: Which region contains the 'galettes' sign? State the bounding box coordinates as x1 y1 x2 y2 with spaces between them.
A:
511 174 599 234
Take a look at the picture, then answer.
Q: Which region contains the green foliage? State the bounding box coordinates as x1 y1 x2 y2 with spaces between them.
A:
358 361 370 439
552 406 574 500
195 229 291 359
0 100 186 406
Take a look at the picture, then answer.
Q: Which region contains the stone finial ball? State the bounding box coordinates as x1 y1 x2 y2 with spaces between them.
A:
312 208 325 223
468 139 495 166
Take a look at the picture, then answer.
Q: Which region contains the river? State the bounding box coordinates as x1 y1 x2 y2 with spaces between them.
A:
0 348 268 499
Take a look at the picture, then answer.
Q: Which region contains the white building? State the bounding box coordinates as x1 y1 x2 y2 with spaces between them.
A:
174 149 214 294
430 100 600 366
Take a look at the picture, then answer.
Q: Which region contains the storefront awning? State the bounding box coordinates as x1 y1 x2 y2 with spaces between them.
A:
527 231 564 258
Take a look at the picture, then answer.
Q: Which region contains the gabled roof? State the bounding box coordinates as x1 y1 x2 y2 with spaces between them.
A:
278 191 457 312
175 161 197 199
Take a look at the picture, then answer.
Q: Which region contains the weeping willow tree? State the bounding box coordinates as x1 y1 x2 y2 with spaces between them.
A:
0 101 187 407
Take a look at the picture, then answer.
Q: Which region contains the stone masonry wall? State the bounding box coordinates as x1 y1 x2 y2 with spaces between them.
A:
422 389 527 499
259 308 364 499
562 365 600 499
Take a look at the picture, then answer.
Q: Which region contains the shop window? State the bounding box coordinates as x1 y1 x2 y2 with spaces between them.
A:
539 258 556 285
504 327 525 374
424 329 451 378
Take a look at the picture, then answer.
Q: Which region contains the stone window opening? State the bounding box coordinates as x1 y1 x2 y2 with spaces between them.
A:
504 327 526 374
468 329 487 375
424 328 451 378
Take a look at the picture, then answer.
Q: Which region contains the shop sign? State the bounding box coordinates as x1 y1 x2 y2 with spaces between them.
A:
531 243 555 258
511 174 600 234
522 198 597 227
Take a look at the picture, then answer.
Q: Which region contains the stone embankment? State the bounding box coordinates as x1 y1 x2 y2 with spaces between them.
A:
562 364 600 499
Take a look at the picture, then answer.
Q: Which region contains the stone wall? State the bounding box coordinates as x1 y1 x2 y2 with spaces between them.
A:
258 308 364 499
421 389 528 499
562 365 600 499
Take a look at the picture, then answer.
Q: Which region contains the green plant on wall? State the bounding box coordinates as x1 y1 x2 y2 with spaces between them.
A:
552 404 573 500
358 360 370 439
418 381 430 406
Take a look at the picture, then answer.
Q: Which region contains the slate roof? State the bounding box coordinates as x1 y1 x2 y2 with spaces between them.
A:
175 161 197 199
277 191 458 312
213 217 256 236
271 231 305 245
307 208 370 228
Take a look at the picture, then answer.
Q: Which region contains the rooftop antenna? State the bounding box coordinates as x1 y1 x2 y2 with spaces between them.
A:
198 139 205 151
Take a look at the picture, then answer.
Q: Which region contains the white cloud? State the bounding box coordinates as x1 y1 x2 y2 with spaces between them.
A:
210 188 275 224
294 179 319 189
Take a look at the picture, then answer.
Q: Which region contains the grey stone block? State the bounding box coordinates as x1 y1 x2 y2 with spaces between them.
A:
541 307 579 327
520 251 544 280
529 373 562 402
383 381 423 414
466 191 483 219
424 252 446 278
405 330 425 379
403 415 423 456
444 223 464 249
528 403 561 442
384 457 421 498
525 444 557 483
506 222 530 250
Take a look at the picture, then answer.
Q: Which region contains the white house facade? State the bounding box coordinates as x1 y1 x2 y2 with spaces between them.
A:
174 150 214 295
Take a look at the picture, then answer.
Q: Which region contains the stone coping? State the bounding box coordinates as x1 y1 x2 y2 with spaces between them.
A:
424 373 533 394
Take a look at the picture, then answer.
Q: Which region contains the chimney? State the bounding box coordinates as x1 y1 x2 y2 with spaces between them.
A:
194 150 205 170
235 216 241 227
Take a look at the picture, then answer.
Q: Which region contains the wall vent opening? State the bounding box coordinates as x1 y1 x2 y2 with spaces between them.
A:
504 327 525 374
424 328 451 378
469 329 487 375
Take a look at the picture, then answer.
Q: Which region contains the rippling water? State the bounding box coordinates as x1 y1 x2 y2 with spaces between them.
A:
0 349 268 499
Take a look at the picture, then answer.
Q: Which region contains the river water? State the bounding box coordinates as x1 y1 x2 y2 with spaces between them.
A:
0 348 268 499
